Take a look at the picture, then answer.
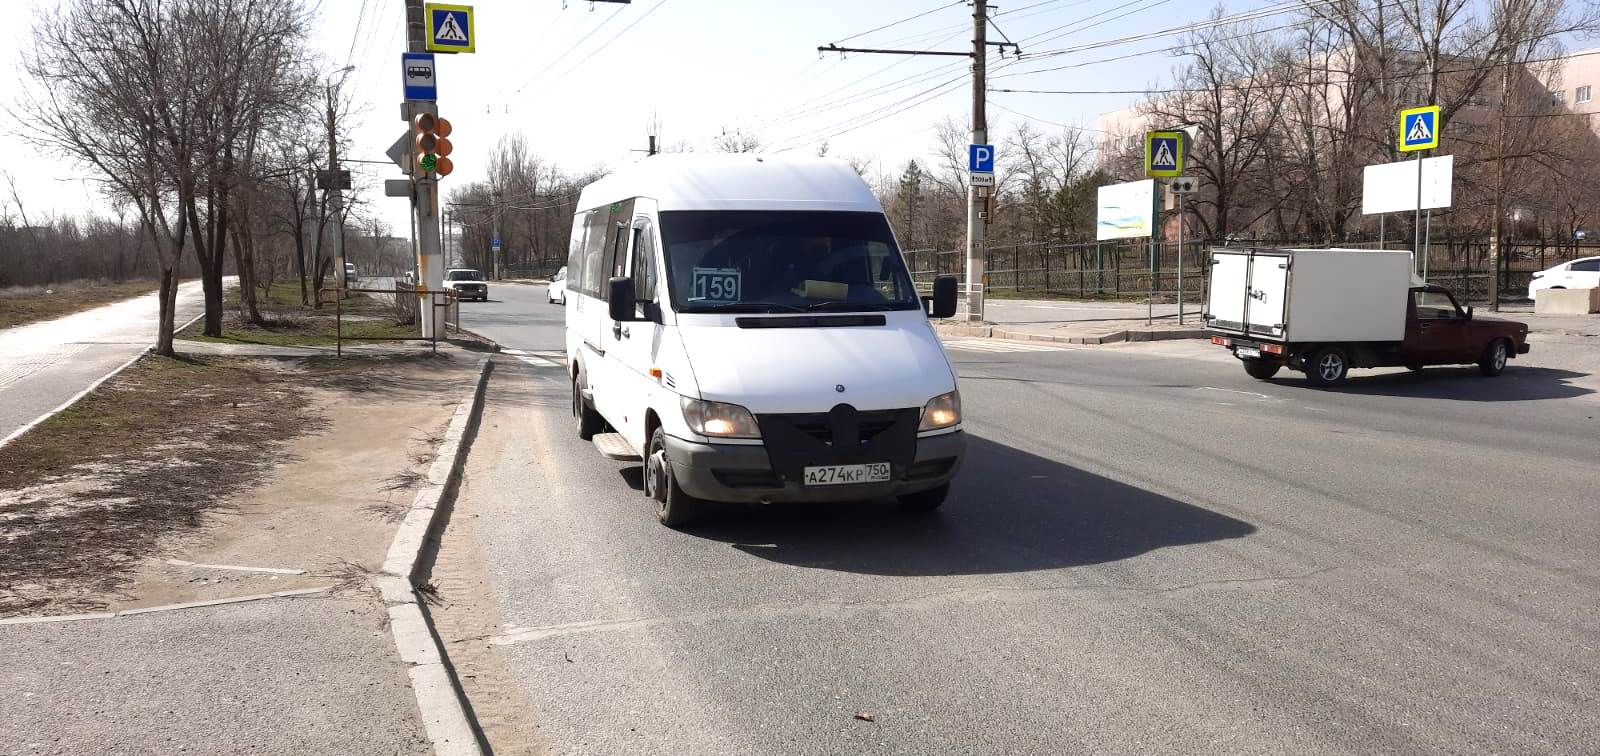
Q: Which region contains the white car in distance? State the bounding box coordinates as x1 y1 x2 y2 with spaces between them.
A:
1528 256 1600 299
547 266 567 304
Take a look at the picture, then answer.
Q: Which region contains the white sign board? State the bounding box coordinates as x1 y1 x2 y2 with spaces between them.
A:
969 172 995 187
1096 179 1156 240
1362 155 1453 215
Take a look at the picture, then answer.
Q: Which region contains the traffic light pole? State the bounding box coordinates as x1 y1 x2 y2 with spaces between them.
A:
407 0 443 340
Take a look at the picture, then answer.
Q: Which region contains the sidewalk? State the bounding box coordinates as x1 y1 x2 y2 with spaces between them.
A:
0 347 486 755
0 281 207 443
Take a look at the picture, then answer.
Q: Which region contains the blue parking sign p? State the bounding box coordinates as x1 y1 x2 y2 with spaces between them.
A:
969 144 995 173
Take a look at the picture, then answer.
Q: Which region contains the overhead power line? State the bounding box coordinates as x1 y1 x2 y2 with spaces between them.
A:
522 0 674 101
1020 0 1344 61
830 1 965 46
508 5 628 97
992 47 1600 95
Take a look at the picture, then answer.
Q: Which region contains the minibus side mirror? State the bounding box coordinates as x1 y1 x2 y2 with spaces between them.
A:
930 275 958 318
608 277 637 322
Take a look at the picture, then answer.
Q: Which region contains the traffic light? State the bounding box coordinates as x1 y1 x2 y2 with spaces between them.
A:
412 112 454 177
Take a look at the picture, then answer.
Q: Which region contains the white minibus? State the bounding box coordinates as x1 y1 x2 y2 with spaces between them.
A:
565 154 963 526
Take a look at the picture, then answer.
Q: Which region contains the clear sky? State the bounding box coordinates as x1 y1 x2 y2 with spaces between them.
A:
2 0 1259 236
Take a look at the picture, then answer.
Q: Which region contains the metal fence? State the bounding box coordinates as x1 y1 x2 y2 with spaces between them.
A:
906 238 1599 304
501 263 565 281
332 285 460 357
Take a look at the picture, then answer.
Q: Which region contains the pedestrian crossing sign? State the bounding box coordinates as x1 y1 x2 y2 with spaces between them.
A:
1144 131 1183 177
1399 105 1439 152
425 3 475 54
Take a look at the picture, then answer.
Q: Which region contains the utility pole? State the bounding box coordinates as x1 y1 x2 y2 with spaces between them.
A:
327 84 346 294
1489 56 1509 311
407 0 443 338
965 0 988 322
816 4 1014 323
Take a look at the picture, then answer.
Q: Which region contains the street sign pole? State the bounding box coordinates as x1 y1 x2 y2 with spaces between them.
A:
1423 209 1432 281
1149 183 1159 327
1398 105 1440 276
1414 150 1424 271
1177 191 1185 326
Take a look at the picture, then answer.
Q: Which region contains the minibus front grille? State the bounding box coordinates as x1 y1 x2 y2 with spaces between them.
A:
757 406 920 481
790 418 897 445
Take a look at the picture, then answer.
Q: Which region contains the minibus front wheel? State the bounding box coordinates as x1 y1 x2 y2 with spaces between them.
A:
647 427 702 528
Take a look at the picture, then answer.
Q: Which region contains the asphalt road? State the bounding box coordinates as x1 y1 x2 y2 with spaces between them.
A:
0 281 207 444
446 295 1600 754
456 279 566 353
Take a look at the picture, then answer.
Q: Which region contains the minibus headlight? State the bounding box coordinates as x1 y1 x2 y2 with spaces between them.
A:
681 398 761 439
918 391 961 431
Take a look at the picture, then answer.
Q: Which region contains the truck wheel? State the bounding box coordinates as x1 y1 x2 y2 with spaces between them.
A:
898 483 950 513
1305 348 1349 386
1478 339 1509 377
1242 359 1281 380
646 427 701 528
573 371 604 440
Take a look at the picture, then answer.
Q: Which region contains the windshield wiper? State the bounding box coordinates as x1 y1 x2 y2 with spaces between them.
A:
803 301 903 312
686 301 806 313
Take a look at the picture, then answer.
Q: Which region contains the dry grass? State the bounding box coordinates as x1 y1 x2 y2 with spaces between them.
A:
0 355 318 615
181 282 415 346
0 279 160 330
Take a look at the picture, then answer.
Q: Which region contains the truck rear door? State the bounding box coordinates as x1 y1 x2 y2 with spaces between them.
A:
1206 251 1249 333
1245 253 1290 337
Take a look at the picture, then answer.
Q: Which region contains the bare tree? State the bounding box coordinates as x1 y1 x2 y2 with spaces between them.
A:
23 0 200 355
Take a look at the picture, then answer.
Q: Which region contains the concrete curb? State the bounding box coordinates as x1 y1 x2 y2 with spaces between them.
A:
377 355 494 756
448 326 501 354
933 321 1207 346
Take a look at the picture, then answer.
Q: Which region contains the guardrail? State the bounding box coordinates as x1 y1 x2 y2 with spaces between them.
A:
323 286 460 357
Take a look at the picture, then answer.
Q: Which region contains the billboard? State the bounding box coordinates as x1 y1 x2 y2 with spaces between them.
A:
1362 155 1453 215
1096 179 1156 240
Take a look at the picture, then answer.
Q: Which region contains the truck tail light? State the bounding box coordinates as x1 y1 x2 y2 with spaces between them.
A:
1262 343 1284 355
1211 336 1231 346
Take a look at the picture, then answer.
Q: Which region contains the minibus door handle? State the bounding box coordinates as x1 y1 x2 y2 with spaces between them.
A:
613 323 630 339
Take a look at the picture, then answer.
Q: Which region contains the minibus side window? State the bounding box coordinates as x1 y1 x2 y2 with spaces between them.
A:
600 199 635 301
631 218 657 305
582 210 610 297
567 213 591 296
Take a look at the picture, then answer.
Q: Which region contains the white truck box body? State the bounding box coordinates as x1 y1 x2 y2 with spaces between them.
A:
1206 248 1414 343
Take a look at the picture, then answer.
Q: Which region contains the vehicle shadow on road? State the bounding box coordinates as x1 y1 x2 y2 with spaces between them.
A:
1284 366 1592 402
680 435 1255 577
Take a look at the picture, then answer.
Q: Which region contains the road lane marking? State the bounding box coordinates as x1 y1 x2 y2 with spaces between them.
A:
165 559 306 575
1196 386 1275 400
942 339 1074 353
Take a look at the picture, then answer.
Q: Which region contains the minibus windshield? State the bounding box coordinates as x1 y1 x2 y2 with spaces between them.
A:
658 210 921 314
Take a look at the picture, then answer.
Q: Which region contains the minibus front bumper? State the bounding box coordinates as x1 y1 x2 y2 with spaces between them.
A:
664 431 965 504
